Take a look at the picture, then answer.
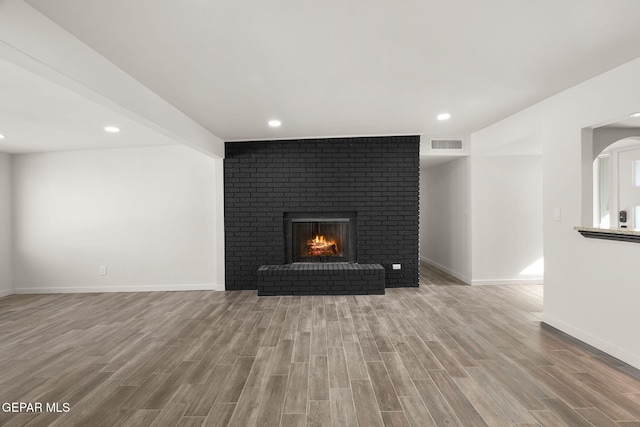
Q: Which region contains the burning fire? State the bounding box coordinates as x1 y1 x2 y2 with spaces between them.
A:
306 234 340 256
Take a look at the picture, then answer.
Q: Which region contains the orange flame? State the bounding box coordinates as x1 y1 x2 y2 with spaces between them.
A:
306 234 340 256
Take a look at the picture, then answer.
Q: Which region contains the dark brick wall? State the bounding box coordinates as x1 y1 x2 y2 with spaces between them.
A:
224 136 420 290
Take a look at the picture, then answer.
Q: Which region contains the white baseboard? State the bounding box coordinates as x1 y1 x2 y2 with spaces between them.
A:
0 288 12 298
12 283 225 294
542 313 640 371
471 277 544 286
420 256 471 284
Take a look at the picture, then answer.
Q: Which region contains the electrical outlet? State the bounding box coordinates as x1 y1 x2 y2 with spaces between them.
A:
99 265 107 276
392 264 401 270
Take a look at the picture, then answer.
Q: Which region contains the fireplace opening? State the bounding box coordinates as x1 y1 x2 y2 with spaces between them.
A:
293 221 346 260
284 212 357 263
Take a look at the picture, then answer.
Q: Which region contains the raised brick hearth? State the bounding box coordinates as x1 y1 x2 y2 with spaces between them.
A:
224 136 419 292
257 263 385 296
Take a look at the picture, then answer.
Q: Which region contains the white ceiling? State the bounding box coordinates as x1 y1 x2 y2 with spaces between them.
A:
21 0 640 143
0 57 177 154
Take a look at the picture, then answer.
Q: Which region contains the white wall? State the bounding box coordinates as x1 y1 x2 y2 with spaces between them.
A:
470 154 543 285
0 153 12 296
419 157 472 283
419 143 542 286
12 144 224 293
472 56 640 369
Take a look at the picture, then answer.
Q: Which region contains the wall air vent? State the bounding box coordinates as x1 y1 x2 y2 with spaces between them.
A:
430 139 463 150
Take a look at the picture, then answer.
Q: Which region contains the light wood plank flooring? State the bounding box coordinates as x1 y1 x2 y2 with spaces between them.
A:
1 264 640 426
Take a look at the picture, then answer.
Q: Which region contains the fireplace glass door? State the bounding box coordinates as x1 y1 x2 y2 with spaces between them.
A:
292 220 348 262
285 212 357 263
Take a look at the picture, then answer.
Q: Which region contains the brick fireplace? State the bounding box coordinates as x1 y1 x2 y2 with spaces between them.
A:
224 136 419 292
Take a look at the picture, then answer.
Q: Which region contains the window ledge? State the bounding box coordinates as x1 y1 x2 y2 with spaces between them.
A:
575 226 640 243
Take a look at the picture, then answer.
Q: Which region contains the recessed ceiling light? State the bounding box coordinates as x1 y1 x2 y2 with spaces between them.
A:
437 113 451 121
0 134 5 139
630 112 640 118
104 126 120 133
268 120 281 128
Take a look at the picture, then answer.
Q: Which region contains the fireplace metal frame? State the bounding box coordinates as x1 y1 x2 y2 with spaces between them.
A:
284 212 357 264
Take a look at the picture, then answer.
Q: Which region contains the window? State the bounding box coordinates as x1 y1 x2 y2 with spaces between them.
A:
597 156 611 228
634 160 640 187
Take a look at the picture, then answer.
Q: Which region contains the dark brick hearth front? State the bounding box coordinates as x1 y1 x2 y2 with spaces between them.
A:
257 263 385 296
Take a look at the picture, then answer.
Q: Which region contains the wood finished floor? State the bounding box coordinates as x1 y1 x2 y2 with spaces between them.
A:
2 265 640 426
